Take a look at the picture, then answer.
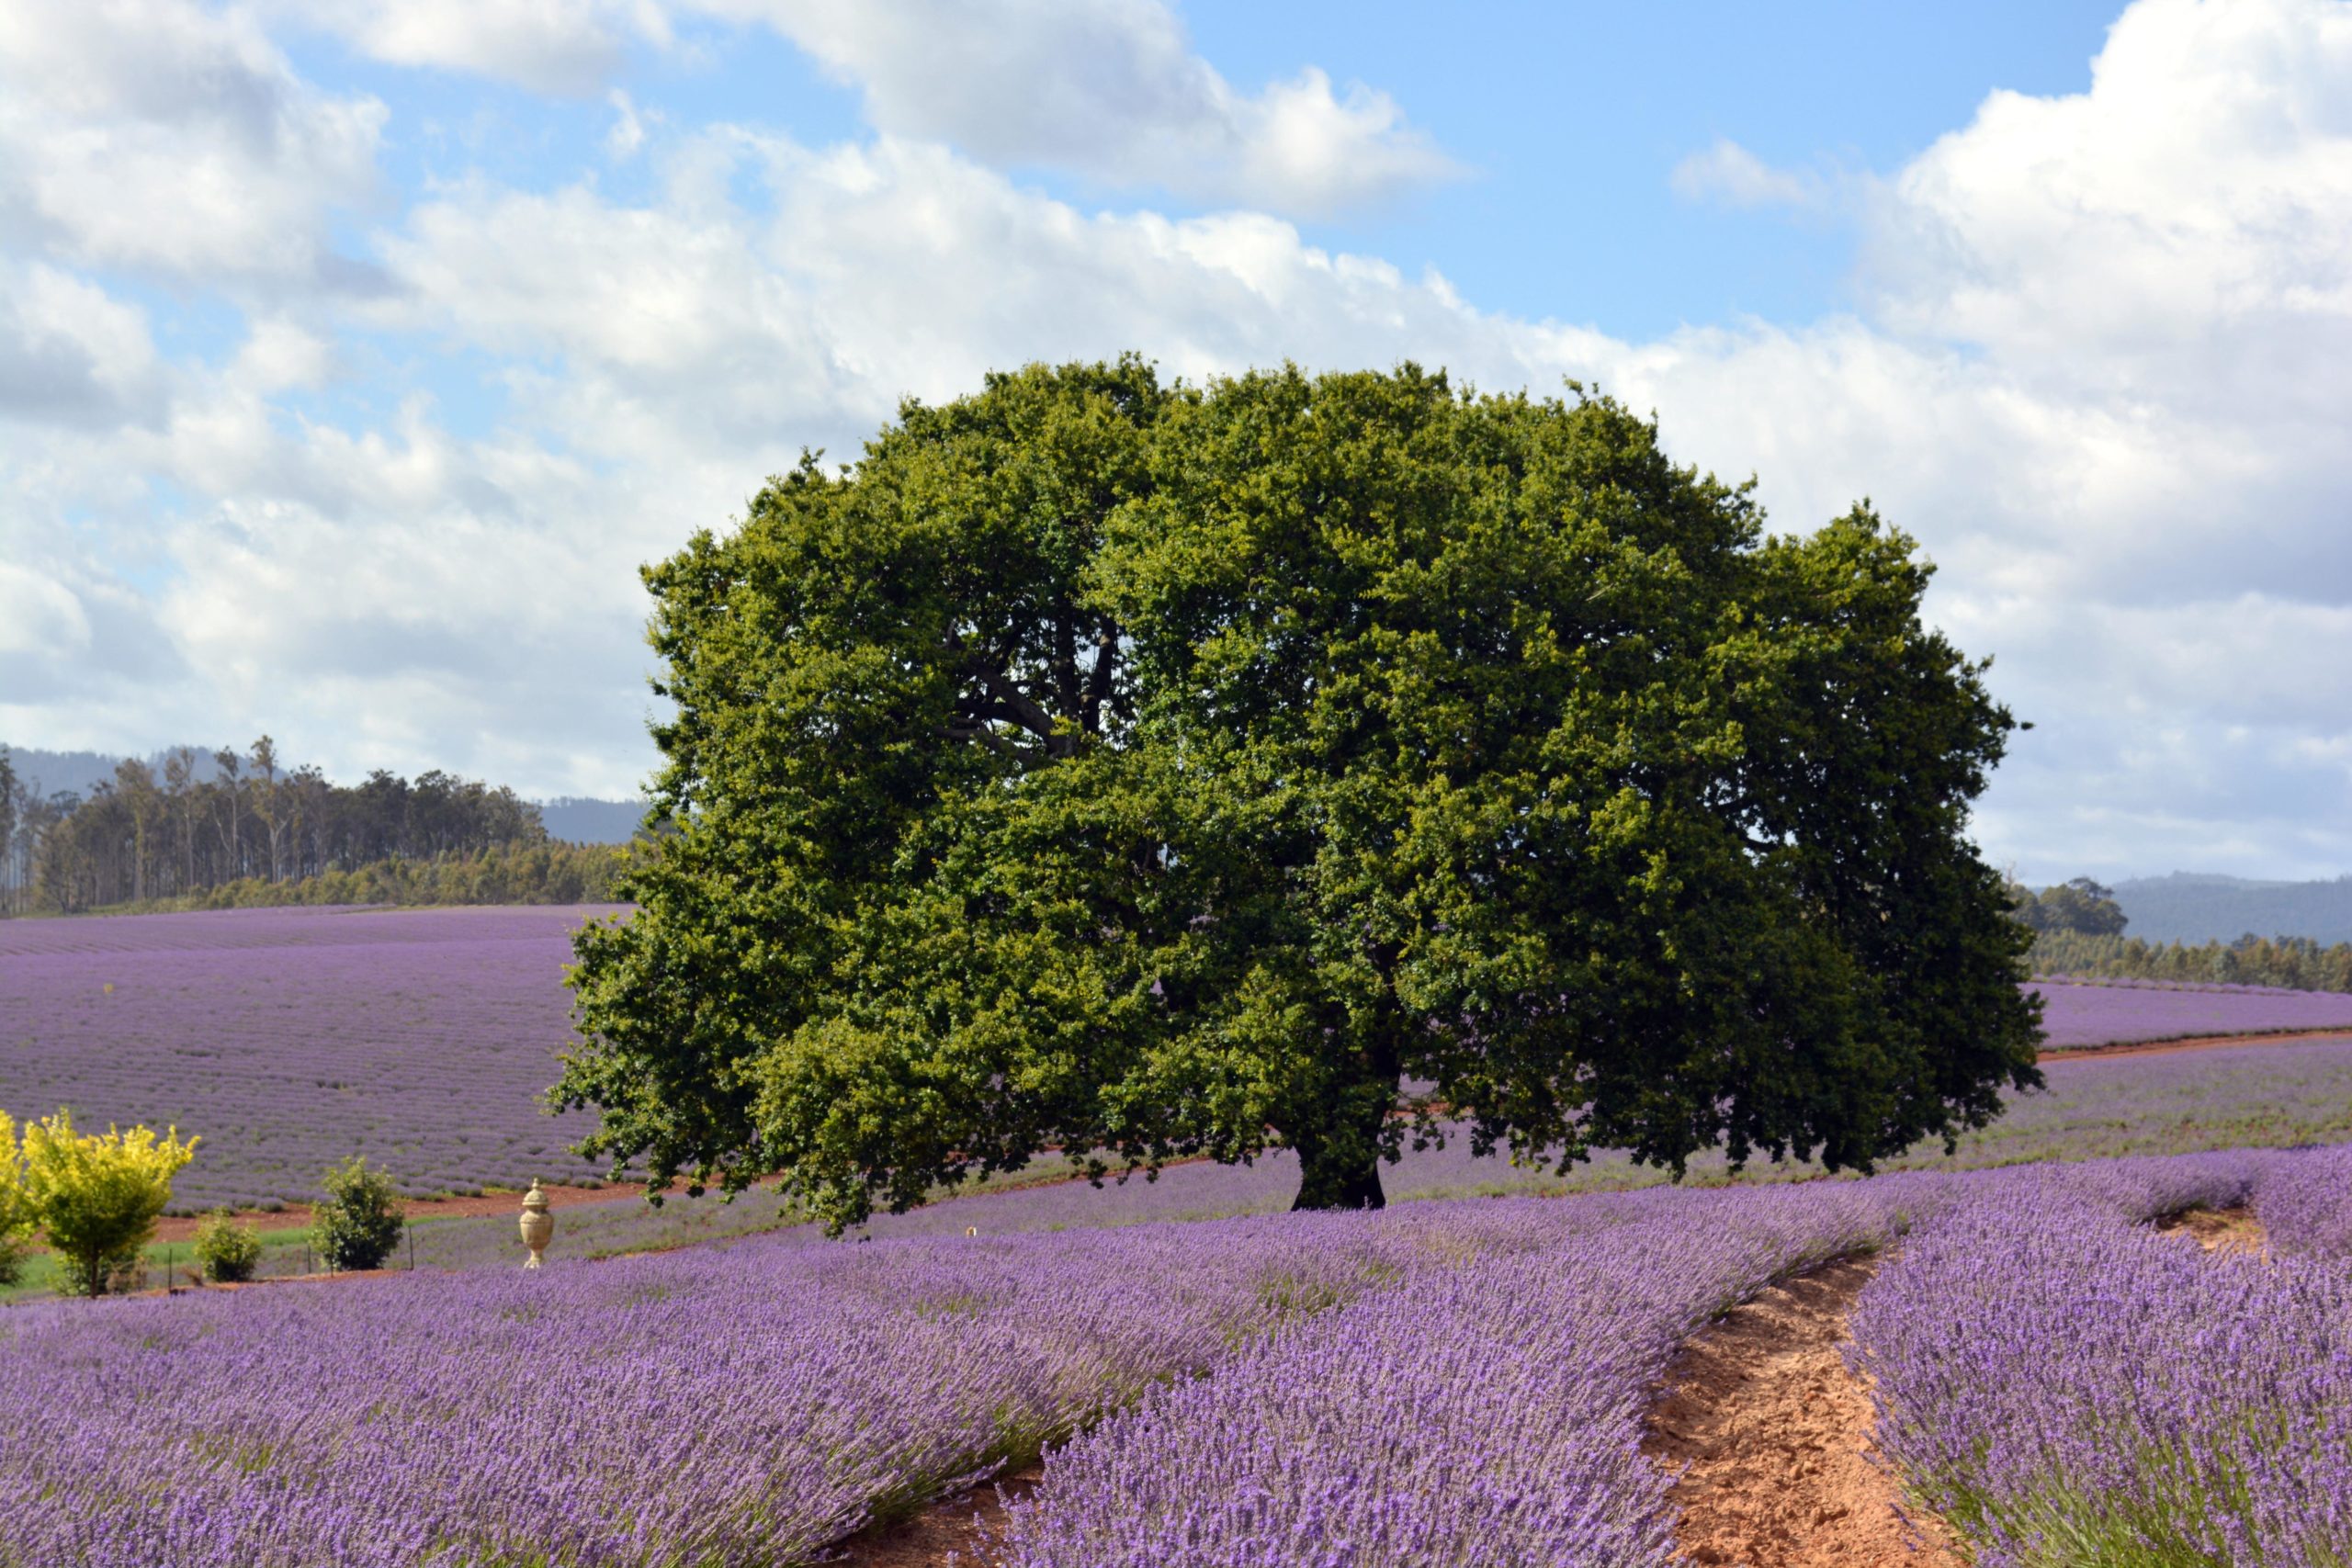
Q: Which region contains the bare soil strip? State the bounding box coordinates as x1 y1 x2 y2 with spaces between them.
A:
2043 1026 2352 1062
1643 1256 1963 1568
2158 1204 2268 1258
832 1467 1040 1568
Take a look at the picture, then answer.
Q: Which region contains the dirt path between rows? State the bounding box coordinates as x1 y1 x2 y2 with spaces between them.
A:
1643 1256 1963 1568
831 1467 1040 1568
2159 1203 2268 1258
2043 1026 2352 1062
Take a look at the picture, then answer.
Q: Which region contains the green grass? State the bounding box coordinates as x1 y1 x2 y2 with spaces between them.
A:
0 1218 456 1303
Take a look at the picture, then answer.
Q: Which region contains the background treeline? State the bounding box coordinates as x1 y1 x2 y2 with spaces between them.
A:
167 840 632 912
2012 876 2352 994
0 739 640 916
2030 930 2352 993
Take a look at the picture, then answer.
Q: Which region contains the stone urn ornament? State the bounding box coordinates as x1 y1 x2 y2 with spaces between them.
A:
519 1179 554 1269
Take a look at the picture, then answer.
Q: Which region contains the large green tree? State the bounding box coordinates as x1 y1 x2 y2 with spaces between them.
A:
559 358 2041 1230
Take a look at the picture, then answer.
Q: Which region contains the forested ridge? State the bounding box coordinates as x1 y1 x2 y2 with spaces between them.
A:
2013 875 2352 994
0 739 640 917
2030 931 2352 994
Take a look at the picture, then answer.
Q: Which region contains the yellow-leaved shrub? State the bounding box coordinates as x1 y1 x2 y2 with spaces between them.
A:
17 1110 198 1296
0 1112 31 1286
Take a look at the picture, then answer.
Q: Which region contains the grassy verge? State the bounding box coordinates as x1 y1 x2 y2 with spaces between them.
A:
0 1218 460 1303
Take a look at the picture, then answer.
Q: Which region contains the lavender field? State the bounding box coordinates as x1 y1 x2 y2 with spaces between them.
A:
0 906 623 1210
7 902 2352 1216
4 1147 2345 1567
373 1033 2352 1278
2031 973 2352 1046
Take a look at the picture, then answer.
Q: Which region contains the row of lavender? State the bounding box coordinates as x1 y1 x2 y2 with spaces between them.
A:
8 1147 2350 1566
2034 973 2336 995
1851 1149 2352 1565
990 1150 2352 1567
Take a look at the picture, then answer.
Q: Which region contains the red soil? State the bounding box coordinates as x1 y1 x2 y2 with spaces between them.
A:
2042 1026 2352 1061
1643 1256 1964 1568
832 1467 1040 1568
153 1178 694 1243
2157 1203 2268 1258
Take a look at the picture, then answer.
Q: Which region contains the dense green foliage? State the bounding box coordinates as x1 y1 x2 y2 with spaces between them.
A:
2031 930 2352 994
0 739 589 916
560 358 2041 1229
14 1109 198 1296
311 1156 405 1272
177 841 635 912
2008 876 2129 937
191 1210 262 1283
2010 873 2352 992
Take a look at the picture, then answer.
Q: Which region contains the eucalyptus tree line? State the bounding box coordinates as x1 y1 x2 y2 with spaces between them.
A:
0 739 549 915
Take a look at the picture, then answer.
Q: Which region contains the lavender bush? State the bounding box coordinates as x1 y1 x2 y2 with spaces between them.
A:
5 1150 2348 1565
2255 1140 2352 1260
0 1180 1912 1568
0 1214 1430 1565
1849 1150 2352 1566
0 905 623 1209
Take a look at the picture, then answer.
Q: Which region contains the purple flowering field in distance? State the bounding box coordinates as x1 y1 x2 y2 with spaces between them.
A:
335 1033 2350 1281
6 903 2352 1212
2031 976 2352 1047
0 906 624 1211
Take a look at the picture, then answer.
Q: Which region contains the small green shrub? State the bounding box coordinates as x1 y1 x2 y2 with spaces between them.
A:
311 1156 404 1272
192 1210 262 1283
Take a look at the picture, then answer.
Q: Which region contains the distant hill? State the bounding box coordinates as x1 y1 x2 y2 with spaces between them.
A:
0 745 223 799
537 797 648 845
2111 874 2352 945
5 746 645 845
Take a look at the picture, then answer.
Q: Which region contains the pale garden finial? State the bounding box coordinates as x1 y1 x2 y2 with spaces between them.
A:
519 1179 553 1269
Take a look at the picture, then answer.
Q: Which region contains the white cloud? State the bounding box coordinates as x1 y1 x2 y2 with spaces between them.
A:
690 0 1461 215
0 261 165 427
1866 0 2352 404
0 560 91 658
1669 138 1828 211
230 317 334 394
266 0 674 97
605 88 653 160
0 0 385 285
4 0 2351 871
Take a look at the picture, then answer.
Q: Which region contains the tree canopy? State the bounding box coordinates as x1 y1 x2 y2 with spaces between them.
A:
2010 876 2130 938
559 357 2042 1230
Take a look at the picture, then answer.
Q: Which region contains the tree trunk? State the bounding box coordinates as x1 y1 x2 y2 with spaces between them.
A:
1291 1139 1386 1211
1286 1060 1397 1212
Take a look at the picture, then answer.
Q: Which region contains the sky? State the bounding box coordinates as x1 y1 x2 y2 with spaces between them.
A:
2 0 2349 884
